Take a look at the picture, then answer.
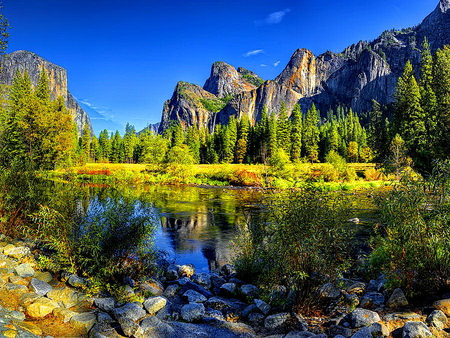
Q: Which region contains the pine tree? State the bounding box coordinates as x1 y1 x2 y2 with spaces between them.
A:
236 115 250 164
277 102 291 153
267 112 278 158
98 129 111 161
223 116 238 163
80 122 91 162
290 104 302 161
123 123 138 163
303 103 320 163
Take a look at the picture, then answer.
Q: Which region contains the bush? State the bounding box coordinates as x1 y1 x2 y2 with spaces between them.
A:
234 188 353 311
370 162 450 296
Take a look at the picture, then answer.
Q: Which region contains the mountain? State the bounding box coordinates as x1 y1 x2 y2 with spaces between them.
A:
159 0 450 132
0 50 92 135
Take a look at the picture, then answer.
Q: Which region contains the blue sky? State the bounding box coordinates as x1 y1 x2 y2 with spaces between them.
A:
2 0 439 134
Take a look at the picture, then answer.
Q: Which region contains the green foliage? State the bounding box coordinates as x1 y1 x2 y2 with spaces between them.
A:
370 162 450 296
242 74 264 87
0 7 9 57
303 104 320 163
199 97 228 112
234 188 353 310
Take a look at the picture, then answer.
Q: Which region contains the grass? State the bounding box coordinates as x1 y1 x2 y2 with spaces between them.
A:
48 162 391 191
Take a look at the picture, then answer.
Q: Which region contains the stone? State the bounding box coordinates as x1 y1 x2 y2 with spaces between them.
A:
19 292 40 306
181 302 205 322
386 288 408 308
15 322 42 336
220 264 236 276
178 264 195 277
191 273 212 290
433 299 450 316
242 304 259 318
220 282 237 297
9 276 28 286
384 313 422 321
347 282 366 295
254 299 271 315
118 317 144 337
140 316 175 336
344 293 360 307
3 245 30 259
248 312 265 325
164 284 180 297
140 316 162 331
26 297 59 318
47 287 81 309
165 265 179 281
210 274 227 288
363 292 385 306
67 274 87 288
349 308 381 328
70 312 97 333
285 331 316 338
34 271 53 283
94 297 116 312
5 310 26 321
5 283 28 294
426 310 447 330
204 297 235 311
14 263 35 277
139 279 164 296
89 322 122 338
351 326 373 338
183 289 207 303
327 325 353 338
53 308 78 322
29 278 52 296
180 281 213 299
112 302 146 322
97 311 114 323
240 284 259 299
205 308 225 321
402 321 432 338
143 296 167 315
319 283 341 300
264 312 291 329
368 322 389 337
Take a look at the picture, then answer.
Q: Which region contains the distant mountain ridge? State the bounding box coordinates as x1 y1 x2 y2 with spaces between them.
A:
0 50 92 135
159 0 450 133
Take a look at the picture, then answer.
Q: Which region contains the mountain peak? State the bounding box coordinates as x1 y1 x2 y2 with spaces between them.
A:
440 0 450 13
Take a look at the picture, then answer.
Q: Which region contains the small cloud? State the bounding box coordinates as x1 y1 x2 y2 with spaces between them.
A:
273 61 281 67
260 64 268 67
243 49 264 57
255 9 291 26
76 97 115 121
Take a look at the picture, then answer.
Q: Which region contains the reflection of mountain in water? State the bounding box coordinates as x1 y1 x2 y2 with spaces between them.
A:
161 204 238 271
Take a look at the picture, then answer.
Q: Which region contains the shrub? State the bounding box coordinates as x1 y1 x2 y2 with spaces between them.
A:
234 188 353 311
370 162 450 296
228 169 262 187
364 168 385 181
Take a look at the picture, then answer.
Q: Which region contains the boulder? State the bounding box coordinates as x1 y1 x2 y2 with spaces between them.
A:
14 263 35 277
166 265 179 281
183 289 207 303
240 284 259 299
3 245 30 259
363 292 385 307
94 297 116 312
143 296 167 315
220 282 237 298
180 281 213 298
191 273 212 290
67 275 87 288
164 284 180 297
402 321 432 338
26 297 59 318
285 332 316 338
347 282 366 295
368 322 389 337
433 299 450 316
53 308 78 322
112 302 146 322
319 283 341 300
139 279 164 296
426 310 447 330
179 264 195 277
118 317 144 337
47 287 82 309
220 264 236 276
29 278 52 296
34 271 53 283
386 288 408 308
349 308 381 328
181 303 205 322
351 327 373 338
248 312 265 325
254 299 271 315
264 312 291 329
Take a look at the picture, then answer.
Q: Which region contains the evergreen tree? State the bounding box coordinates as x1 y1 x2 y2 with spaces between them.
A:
267 112 278 158
223 116 238 163
123 123 138 163
80 122 91 162
110 130 124 163
277 101 291 153
290 104 302 162
185 126 201 163
98 129 111 161
138 129 169 164
303 103 320 163
236 115 250 164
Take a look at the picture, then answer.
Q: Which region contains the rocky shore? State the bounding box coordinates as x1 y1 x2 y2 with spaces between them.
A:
0 236 448 338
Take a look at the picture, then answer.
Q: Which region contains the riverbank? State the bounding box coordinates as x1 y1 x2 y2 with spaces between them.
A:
0 234 449 338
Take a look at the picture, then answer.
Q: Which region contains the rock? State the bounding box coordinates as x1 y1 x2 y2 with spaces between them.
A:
15 321 43 336
248 312 265 325
240 284 259 299
181 302 205 322
363 292 385 307
344 293 360 307
191 273 212 290
118 317 144 337
210 274 227 288
47 287 82 309
220 264 236 276
9 275 28 285
140 316 175 336
94 297 116 312
384 313 422 321
349 308 381 328
166 265 179 281
242 304 259 318
264 312 291 329
164 284 180 297
368 277 387 293
254 299 271 315
426 310 447 330
19 292 41 306
112 302 146 322
143 296 167 315
347 282 366 295
14 263 35 277
205 308 225 321
179 264 195 277
3 245 30 259
26 297 59 318
29 277 52 296
220 282 237 297
180 281 213 299
386 288 408 308
402 321 432 338
204 297 235 311
368 322 389 337
327 325 353 338
433 299 450 316
319 283 341 300
348 218 360 224
285 331 316 338
5 283 28 294
67 274 87 288
351 326 373 338
183 289 207 303
34 271 53 283
139 279 164 296
53 308 78 322
89 322 123 338
97 311 114 323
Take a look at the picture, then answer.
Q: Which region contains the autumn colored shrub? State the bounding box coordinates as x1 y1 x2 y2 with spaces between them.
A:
228 169 262 186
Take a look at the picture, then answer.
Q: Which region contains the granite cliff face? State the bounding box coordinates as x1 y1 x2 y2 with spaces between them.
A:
0 50 92 135
159 0 450 131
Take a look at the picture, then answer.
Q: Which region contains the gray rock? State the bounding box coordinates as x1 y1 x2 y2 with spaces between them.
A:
384 313 422 321
326 325 353 338
248 312 265 325
349 308 381 328
139 279 164 296
164 284 180 297
183 289 207 303
363 292 385 306
344 293 360 307
96 312 113 323
166 264 179 281
70 312 97 332
191 273 212 290
242 304 259 318
426 310 447 330
402 321 432 338
204 297 234 311
240 284 259 299
368 322 389 337
111 303 146 322
347 282 366 295
14 263 35 277
386 288 408 308
210 274 227 288
118 317 144 337
254 299 271 315
319 283 341 300
220 283 237 297
181 302 205 322
94 297 116 312
285 332 316 338
205 308 225 321
3 245 31 259
143 296 167 315
264 312 291 329
29 278 52 296
67 275 87 288
180 281 213 299
351 326 373 338
89 322 123 338
220 264 236 276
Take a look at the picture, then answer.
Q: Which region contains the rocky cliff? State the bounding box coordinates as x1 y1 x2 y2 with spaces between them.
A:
159 0 450 132
0 50 92 135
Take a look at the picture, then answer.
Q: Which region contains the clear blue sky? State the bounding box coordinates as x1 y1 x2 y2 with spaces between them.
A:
2 0 439 134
